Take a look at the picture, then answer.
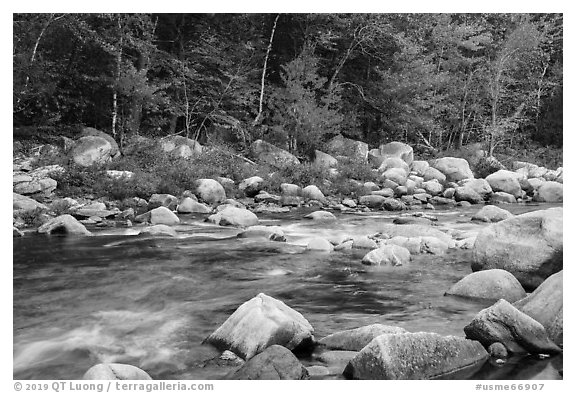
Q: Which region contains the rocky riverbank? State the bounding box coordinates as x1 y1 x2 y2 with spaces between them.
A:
13 131 563 380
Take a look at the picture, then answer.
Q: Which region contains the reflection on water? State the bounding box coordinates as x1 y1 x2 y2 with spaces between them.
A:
13 204 562 380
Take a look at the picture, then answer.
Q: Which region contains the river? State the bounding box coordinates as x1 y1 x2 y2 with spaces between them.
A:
13 203 562 380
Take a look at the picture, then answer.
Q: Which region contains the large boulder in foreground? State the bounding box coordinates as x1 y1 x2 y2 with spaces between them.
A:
79 127 119 156
208 206 258 227
69 136 113 167
38 214 91 236
318 324 407 351
514 271 563 346
250 139 300 168
195 179 226 205
445 269 526 302
432 157 474 182
83 363 152 380
464 299 561 355
205 293 314 360
472 207 562 290
343 332 488 380
226 345 309 380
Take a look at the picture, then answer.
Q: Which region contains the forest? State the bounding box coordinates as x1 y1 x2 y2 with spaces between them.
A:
13 13 563 161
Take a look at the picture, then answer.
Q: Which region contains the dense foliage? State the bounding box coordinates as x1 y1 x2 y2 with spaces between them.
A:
14 13 562 157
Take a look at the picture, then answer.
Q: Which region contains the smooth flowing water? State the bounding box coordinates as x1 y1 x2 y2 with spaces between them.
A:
13 204 562 380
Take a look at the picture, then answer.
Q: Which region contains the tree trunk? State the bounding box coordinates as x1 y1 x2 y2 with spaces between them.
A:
253 14 280 127
111 17 123 140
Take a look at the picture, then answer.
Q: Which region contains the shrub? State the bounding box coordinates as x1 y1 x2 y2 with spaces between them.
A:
334 157 377 183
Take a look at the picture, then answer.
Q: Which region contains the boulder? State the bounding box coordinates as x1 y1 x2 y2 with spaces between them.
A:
69 136 113 167
378 157 410 174
463 299 561 355
432 157 474 182
382 198 406 211
514 271 563 346
454 187 483 204
377 224 455 249
362 245 410 266
160 135 202 155
239 176 265 198
318 324 407 351
381 168 408 185
485 170 523 198
80 127 119 156
177 198 211 214
302 185 325 202
386 236 423 254
445 269 526 302
250 139 300 168
208 206 259 227
170 144 194 159
422 180 443 196
423 167 446 183
351 236 378 250
378 141 414 166
411 160 429 176
148 193 178 210
13 192 48 212
472 205 514 223
533 181 563 203
371 188 394 197
304 211 336 221
420 236 449 255
13 227 24 237
280 183 301 196
150 206 180 225
314 150 338 168
205 293 314 360
82 363 152 380
490 192 517 204
326 135 368 161
195 179 226 205
343 332 488 380
238 225 286 242
307 238 334 251
472 207 562 290
140 224 178 237
38 214 91 236
226 345 309 380
463 179 493 198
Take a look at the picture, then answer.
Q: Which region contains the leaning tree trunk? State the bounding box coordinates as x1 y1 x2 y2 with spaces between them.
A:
253 14 280 127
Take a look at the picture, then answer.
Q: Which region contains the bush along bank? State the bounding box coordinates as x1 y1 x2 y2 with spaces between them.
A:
13 131 563 235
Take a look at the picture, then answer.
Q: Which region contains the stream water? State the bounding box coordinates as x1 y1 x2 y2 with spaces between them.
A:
13 203 562 380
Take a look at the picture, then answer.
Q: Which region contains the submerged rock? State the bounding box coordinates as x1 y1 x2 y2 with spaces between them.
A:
472 207 562 290
226 345 309 380
318 324 407 351
445 269 526 302
238 225 286 241
82 363 152 380
304 211 336 221
205 293 314 360
343 332 488 379
463 299 562 355
514 271 563 346
38 214 91 236
139 224 177 237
